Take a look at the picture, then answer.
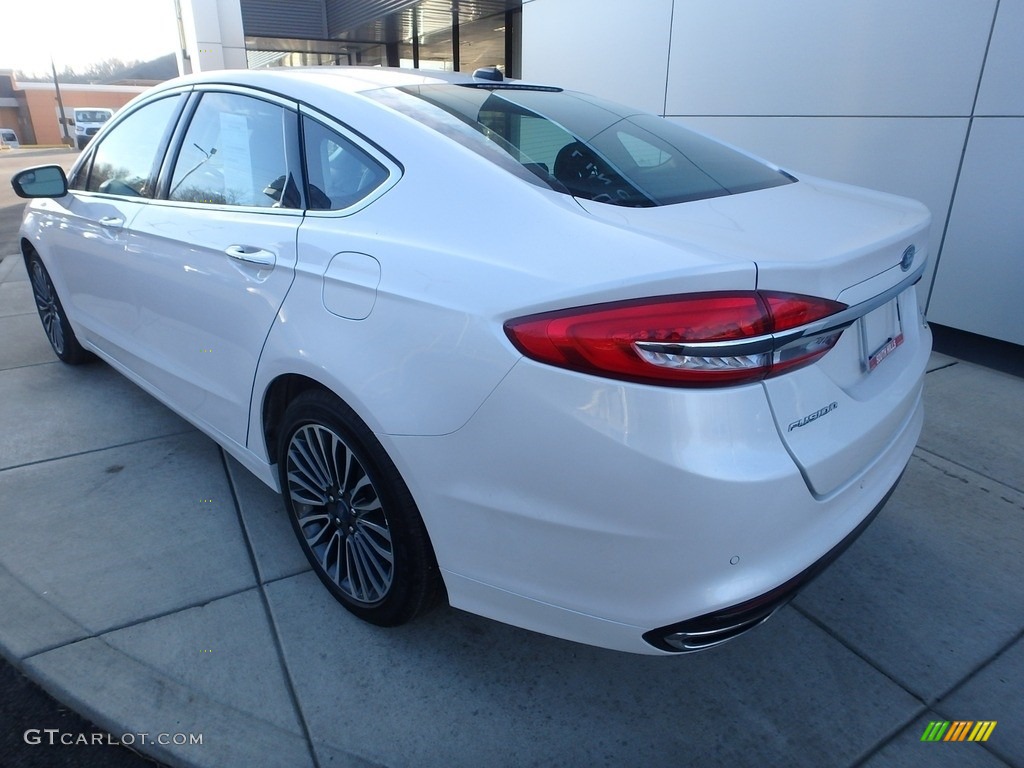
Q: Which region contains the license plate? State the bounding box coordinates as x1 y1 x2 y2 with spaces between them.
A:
859 296 904 372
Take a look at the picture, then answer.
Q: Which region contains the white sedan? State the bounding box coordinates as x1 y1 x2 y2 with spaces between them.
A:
12 66 931 654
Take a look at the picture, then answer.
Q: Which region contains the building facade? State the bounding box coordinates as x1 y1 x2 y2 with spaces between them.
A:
0 71 148 146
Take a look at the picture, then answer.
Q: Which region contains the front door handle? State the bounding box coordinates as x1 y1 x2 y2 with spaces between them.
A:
98 216 124 228
225 245 276 267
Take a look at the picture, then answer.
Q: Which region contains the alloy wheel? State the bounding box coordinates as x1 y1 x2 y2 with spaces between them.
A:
285 423 394 605
30 260 65 355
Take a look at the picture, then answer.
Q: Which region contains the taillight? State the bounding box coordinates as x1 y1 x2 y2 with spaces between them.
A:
504 291 848 387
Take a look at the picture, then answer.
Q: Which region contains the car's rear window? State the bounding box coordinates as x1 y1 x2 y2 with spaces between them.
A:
367 84 793 207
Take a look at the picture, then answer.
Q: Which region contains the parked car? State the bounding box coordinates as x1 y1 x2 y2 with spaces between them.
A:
11 67 931 654
0 127 20 149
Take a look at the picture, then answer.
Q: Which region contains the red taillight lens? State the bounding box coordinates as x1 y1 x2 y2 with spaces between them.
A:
504 292 847 387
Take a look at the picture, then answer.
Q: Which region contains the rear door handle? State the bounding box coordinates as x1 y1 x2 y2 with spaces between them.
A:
225 245 276 267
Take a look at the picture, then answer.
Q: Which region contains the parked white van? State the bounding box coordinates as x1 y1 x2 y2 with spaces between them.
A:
0 128 19 149
73 108 113 150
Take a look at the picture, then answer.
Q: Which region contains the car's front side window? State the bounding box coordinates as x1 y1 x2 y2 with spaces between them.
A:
85 95 183 198
168 92 299 209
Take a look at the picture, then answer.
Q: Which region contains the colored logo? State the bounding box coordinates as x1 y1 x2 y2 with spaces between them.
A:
920 721 996 742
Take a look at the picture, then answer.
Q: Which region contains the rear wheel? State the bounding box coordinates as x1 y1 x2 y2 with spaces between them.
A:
278 390 442 626
26 251 92 365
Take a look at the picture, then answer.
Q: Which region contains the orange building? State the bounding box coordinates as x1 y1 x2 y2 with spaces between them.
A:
1 70 150 146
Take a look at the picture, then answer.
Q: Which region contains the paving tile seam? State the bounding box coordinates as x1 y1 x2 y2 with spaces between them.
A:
801 586 1024 766
827 612 1018 767
796 572 1023 711
925 361 960 374
0 560 91 661
0 358 60 373
24 637 317 768
0 428 199 474
926 701 1020 768
0 358 63 373
847 705 1017 768
931 625 1024 710
908 704 1018 768
913 445 1024 497
259 566 314 587
17 583 264 664
219 446 323 768
845 703 931 768
790 602 929 706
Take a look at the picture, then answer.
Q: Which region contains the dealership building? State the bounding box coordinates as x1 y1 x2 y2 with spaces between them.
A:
0 73 149 146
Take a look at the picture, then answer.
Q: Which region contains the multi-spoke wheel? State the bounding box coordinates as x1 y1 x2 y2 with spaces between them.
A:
26 251 92 364
278 390 442 626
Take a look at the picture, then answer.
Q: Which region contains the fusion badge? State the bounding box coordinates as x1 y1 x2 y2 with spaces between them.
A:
788 402 838 432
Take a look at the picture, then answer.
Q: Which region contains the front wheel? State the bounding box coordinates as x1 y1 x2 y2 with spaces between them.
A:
277 390 442 626
26 251 92 365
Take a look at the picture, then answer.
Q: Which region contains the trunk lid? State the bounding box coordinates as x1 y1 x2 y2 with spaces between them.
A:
576 176 932 496
575 176 930 300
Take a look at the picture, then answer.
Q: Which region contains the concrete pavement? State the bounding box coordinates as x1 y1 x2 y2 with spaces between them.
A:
0 248 1021 768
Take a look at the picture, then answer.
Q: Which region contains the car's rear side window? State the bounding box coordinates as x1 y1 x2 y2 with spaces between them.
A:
301 116 388 211
369 85 794 207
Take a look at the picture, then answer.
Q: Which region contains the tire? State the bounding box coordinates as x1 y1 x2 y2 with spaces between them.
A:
278 390 442 626
26 251 93 365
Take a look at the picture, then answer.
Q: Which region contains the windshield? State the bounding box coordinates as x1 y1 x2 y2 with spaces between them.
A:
369 84 793 207
76 111 111 123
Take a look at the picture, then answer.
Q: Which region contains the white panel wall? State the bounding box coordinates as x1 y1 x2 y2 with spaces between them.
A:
520 0 674 115
663 0 993 117
975 0 1024 115
521 0 1023 345
926 0 1024 342
926 119 1024 344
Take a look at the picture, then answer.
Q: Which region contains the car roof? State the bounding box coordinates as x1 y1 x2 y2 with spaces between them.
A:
166 66 524 96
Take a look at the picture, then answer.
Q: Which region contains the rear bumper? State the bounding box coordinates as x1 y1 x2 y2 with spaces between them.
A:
643 469 901 652
386 352 925 654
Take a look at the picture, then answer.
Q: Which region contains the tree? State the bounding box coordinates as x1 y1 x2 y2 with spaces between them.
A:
16 58 140 84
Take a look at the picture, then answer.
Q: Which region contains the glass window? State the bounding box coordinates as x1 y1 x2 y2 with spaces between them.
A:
85 96 181 197
75 111 111 124
369 84 794 207
169 92 299 208
302 117 388 211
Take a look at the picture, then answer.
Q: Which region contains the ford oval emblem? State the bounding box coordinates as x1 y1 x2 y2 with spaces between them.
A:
900 244 915 271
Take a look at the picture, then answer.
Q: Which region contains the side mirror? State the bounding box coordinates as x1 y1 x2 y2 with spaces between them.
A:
11 165 69 199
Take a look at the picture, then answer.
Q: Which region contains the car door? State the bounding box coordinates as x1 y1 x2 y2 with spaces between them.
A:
44 93 187 355
122 88 303 449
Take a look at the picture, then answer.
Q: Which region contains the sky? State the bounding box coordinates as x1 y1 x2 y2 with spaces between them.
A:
1 0 180 76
